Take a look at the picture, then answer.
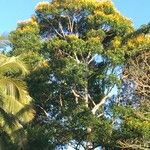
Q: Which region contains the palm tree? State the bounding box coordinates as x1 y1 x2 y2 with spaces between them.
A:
0 54 35 149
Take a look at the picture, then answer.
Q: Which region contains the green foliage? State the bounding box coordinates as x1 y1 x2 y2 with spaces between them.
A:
0 54 35 149
26 0 134 148
7 0 150 149
10 17 41 55
26 125 56 150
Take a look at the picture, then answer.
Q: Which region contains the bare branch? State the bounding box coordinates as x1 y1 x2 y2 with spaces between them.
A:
71 89 83 104
36 104 49 117
66 15 74 33
97 113 104 118
123 50 150 100
59 94 63 107
74 52 80 64
88 94 96 106
134 111 150 121
92 94 110 115
88 55 95 64
71 89 80 98
59 22 66 38
118 140 150 150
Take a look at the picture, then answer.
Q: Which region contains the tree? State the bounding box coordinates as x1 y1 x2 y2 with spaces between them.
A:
10 0 147 149
0 54 35 149
15 0 134 149
116 23 150 150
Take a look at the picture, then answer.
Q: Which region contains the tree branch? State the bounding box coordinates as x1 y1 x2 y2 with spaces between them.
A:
74 52 80 64
118 140 150 150
92 94 110 115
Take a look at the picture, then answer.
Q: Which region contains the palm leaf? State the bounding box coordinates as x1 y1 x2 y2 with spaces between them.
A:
2 95 34 123
0 54 35 147
0 54 28 76
0 76 30 103
0 107 23 135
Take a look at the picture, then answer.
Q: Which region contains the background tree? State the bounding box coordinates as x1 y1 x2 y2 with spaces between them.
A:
115 23 150 150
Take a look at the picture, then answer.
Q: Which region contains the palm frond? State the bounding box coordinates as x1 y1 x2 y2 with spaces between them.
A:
0 54 35 147
0 107 23 135
0 54 28 76
2 95 34 123
0 77 30 104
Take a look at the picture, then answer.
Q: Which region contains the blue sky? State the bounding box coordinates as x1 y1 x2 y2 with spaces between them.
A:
0 0 150 34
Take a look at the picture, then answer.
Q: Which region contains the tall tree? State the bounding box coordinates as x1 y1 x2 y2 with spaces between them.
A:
10 0 139 149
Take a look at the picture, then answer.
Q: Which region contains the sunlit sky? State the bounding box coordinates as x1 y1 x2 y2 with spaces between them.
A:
0 0 150 34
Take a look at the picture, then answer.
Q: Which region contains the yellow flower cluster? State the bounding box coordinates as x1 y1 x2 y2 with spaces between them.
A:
79 0 96 4
96 0 113 9
61 0 111 11
35 1 49 11
112 36 121 48
19 17 37 26
127 34 150 49
126 116 150 131
17 18 38 33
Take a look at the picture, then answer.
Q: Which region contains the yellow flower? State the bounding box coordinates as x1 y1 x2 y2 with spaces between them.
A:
112 37 121 48
35 1 49 11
